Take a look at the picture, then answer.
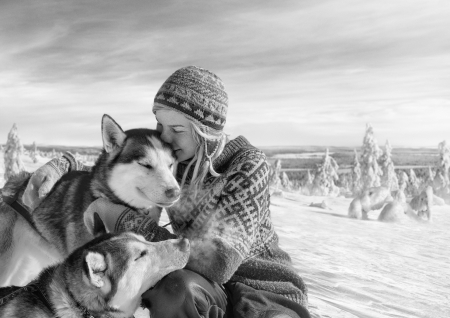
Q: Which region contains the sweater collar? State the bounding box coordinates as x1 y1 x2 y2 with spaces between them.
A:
176 135 252 184
213 135 251 171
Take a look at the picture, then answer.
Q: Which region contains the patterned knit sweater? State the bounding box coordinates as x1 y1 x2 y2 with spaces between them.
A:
75 136 308 306
145 136 307 306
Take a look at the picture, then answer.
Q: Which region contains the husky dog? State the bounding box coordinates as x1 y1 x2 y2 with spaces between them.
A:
0 232 190 318
0 172 61 286
0 114 180 285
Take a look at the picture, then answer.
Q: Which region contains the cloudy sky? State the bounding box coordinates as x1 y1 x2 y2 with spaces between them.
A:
1 0 449 148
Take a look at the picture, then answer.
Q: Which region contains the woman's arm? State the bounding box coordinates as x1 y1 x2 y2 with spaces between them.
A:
185 150 270 284
23 152 92 210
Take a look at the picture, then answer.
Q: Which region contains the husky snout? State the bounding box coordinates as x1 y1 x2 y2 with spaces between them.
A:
176 237 190 253
159 238 190 268
166 237 190 256
165 187 181 200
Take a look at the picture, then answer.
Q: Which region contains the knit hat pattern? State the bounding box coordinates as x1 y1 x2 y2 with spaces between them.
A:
153 66 228 131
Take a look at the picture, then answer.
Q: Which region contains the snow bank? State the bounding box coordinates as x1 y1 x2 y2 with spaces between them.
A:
270 192 450 318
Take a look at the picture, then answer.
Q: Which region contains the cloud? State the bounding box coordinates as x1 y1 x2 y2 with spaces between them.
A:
1 0 450 147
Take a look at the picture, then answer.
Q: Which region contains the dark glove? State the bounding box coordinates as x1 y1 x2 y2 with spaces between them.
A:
142 269 229 318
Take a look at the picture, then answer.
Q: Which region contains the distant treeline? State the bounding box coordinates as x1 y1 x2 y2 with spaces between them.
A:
22 144 102 156
261 147 438 171
0 143 437 169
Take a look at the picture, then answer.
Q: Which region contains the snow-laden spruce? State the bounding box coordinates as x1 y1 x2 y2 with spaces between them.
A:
360 123 383 191
3 123 25 181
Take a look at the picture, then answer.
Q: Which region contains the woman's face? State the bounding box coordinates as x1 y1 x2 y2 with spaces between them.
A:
155 109 197 162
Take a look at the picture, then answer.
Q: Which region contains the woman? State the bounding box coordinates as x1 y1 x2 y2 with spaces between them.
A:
23 66 310 318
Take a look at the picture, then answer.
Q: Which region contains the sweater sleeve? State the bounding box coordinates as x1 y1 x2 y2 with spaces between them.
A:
186 150 270 284
61 151 92 172
115 209 177 242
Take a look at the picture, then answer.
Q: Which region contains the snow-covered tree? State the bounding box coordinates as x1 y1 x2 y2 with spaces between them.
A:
398 170 409 191
300 169 314 195
407 169 420 197
338 173 350 191
337 172 352 196
437 141 450 186
4 123 25 181
434 140 450 200
395 170 409 204
30 141 38 163
350 149 362 195
268 159 282 194
304 169 313 187
424 166 435 188
312 149 339 196
360 123 382 190
280 171 291 190
421 167 435 193
379 139 398 191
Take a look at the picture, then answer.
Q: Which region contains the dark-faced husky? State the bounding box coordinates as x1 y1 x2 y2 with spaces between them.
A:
0 232 190 318
0 114 180 285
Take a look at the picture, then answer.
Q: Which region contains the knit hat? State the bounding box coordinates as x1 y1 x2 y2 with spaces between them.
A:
153 66 228 131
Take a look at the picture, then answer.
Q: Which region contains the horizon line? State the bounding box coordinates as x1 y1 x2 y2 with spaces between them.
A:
2 143 440 151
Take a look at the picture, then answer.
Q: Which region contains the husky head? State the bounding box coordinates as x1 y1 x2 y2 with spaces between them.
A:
92 114 181 210
61 232 190 318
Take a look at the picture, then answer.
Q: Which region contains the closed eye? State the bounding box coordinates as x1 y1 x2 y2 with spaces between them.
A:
139 163 153 170
171 128 185 134
135 250 148 261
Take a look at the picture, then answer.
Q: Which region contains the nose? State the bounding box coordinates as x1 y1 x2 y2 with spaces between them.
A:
160 129 171 144
165 187 180 200
176 238 190 252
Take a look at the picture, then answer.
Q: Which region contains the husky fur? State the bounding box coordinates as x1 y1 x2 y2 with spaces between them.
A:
0 114 179 285
0 172 61 286
0 232 190 318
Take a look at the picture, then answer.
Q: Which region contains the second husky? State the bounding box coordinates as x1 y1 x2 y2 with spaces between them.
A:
0 232 190 318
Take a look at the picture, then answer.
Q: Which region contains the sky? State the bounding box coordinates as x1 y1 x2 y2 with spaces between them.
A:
1 0 450 148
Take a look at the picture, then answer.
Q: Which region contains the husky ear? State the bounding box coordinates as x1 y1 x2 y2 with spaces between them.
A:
102 114 126 153
84 252 107 288
93 212 108 237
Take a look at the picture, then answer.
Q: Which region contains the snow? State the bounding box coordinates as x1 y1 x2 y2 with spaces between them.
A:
1 154 450 318
269 192 450 318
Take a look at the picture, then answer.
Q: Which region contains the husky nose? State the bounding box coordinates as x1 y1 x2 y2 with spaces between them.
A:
176 238 190 252
165 187 180 199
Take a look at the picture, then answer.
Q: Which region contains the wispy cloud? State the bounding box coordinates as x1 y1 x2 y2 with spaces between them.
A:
1 0 449 147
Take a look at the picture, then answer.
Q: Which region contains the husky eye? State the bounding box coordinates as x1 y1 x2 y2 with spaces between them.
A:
139 163 153 170
135 250 148 261
169 163 173 169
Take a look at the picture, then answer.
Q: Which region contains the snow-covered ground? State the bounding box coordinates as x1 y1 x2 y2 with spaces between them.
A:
1 153 449 318
270 193 450 318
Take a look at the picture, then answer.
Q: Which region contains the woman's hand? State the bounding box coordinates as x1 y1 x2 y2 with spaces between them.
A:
185 237 242 284
22 159 67 211
84 198 176 241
